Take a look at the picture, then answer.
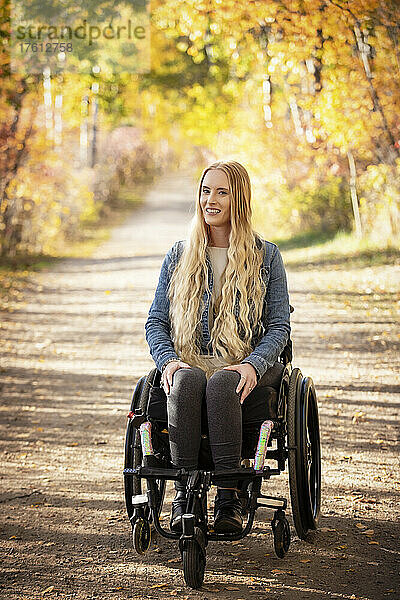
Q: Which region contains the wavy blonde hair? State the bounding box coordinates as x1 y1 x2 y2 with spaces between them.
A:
168 160 266 378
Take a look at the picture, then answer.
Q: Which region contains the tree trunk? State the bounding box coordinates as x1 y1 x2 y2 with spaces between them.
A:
347 150 362 239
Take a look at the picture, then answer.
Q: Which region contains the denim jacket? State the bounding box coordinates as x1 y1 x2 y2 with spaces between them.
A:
144 237 291 381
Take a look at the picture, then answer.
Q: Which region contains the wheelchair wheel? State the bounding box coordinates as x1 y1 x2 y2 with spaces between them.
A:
124 372 166 524
272 517 291 558
182 527 206 590
124 376 146 520
287 368 321 539
133 517 151 554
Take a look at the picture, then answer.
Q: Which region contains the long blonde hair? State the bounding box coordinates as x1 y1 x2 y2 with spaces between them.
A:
168 160 266 378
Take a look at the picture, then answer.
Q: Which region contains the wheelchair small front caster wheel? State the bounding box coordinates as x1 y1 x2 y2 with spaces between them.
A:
181 526 206 589
132 517 151 554
272 518 291 558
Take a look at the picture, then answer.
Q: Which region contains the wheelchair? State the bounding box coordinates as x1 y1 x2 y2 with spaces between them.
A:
123 310 321 590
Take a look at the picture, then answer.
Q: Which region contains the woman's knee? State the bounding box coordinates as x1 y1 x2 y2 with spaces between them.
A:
171 365 207 390
206 369 241 398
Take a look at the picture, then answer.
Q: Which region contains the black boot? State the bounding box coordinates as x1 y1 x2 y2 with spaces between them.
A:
213 488 243 534
170 478 188 533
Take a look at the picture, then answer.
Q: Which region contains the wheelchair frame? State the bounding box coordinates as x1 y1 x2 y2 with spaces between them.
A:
123 322 321 589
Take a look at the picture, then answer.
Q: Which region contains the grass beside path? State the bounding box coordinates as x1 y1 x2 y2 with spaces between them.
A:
0 182 145 310
274 229 399 270
275 229 399 320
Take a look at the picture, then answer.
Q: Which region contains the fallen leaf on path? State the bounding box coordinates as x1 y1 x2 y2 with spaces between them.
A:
300 559 311 563
368 541 380 545
42 586 54 595
362 529 374 535
355 523 366 529
271 569 294 575
352 411 366 424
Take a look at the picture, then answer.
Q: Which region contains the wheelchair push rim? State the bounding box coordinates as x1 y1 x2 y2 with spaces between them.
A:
287 368 321 539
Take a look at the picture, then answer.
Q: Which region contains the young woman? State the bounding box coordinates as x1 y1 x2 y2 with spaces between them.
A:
145 160 291 534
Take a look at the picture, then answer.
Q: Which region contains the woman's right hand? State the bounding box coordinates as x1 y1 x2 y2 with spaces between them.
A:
161 360 191 395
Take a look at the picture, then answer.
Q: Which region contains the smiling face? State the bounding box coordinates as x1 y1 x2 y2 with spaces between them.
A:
200 169 232 231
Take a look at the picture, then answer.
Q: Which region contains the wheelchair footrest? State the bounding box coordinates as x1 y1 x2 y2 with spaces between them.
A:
257 494 287 510
131 492 149 507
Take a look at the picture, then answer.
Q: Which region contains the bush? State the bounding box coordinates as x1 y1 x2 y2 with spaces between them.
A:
275 175 352 235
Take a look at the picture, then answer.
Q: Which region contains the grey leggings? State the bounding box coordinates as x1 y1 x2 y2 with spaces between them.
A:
166 366 252 488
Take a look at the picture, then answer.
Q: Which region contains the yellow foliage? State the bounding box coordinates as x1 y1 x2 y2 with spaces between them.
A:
1 0 400 256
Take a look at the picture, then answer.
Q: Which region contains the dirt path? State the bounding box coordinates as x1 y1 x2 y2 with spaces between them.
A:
1 171 399 600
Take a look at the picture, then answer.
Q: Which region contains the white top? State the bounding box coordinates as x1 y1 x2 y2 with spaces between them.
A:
203 246 230 372
208 246 228 310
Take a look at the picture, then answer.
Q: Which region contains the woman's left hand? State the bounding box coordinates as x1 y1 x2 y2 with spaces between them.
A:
223 363 258 404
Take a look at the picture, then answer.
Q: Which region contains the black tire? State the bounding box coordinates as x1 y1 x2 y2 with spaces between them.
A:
287 369 321 539
182 527 206 590
133 517 151 554
273 518 291 558
124 376 146 520
301 377 321 530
